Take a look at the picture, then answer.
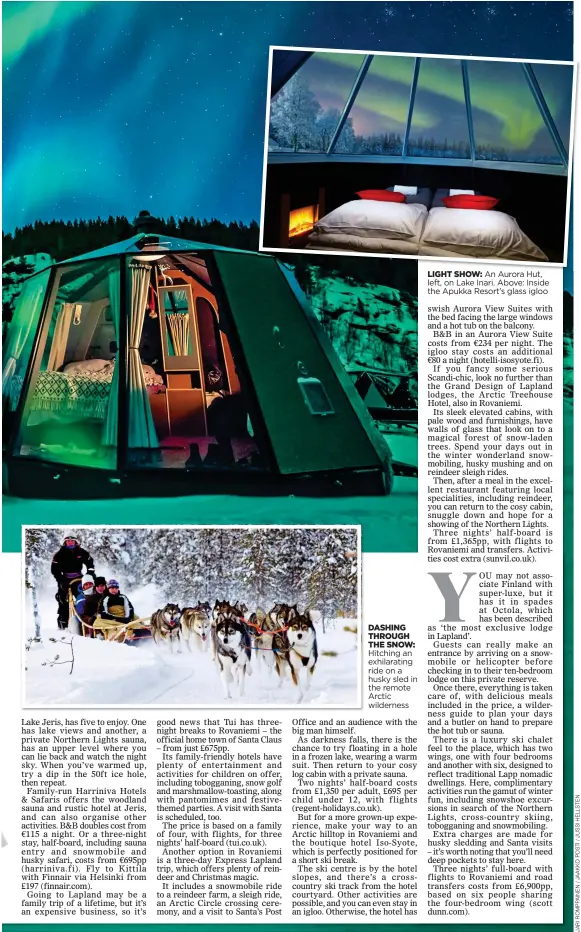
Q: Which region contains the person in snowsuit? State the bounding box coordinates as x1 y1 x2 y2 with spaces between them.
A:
74 575 105 637
51 534 95 629
94 577 108 602
100 580 136 623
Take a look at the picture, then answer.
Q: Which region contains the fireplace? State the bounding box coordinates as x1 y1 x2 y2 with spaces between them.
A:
289 204 319 238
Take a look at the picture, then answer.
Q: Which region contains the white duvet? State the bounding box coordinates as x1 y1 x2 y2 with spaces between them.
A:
420 207 548 261
313 199 428 242
308 202 548 262
63 359 115 380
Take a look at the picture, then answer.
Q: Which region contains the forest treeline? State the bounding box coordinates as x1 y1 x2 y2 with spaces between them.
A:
2 214 418 297
2 215 260 262
25 527 359 620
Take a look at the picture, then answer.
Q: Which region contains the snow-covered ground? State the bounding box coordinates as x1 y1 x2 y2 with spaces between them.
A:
24 587 359 708
6 428 417 553
6 484 416 553
5 449 417 555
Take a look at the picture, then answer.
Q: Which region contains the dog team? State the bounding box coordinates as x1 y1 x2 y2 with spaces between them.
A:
151 599 319 701
50 534 319 701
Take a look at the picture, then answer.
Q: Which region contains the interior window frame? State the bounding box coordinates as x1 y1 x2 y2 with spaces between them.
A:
12 259 121 470
158 282 202 372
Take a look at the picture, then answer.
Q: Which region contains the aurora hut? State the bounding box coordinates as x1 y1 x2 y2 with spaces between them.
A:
2 233 392 498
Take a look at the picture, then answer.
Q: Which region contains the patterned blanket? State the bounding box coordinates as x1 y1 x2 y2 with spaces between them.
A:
27 370 112 420
12 360 164 421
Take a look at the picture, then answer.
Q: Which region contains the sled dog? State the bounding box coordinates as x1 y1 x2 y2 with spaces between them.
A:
274 610 318 701
211 600 232 659
150 603 182 652
248 607 278 674
212 599 247 621
212 599 233 623
246 603 298 676
269 603 298 626
180 604 211 651
212 614 252 699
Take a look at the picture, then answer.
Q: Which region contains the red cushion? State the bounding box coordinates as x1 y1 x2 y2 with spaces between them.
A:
356 189 405 202
442 194 499 210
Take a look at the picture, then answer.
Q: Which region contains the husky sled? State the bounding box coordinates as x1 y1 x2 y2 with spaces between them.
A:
92 616 153 645
68 591 152 644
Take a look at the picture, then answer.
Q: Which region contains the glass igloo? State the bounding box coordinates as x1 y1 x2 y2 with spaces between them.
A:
2 232 392 498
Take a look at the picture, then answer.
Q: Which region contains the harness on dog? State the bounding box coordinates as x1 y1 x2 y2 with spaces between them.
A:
290 648 311 666
217 645 240 663
246 617 291 652
251 643 290 653
245 618 289 638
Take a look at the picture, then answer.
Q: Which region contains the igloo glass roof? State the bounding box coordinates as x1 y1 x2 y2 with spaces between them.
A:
268 50 574 174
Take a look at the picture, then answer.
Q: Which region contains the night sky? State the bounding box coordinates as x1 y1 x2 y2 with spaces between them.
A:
2 1 573 233
288 51 573 157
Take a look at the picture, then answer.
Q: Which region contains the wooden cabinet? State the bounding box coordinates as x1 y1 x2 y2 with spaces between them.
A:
167 388 206 436
149 392 170 440
153 272 230 439
148 388 206 440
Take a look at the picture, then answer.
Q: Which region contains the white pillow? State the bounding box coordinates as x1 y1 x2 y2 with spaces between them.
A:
315 199 427 241
421 207 548 260
63 358 110 375
449 189 475 196
394 185 418 195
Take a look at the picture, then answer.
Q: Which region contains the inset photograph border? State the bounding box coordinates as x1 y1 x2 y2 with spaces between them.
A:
23 524 362 709
260 46 575 266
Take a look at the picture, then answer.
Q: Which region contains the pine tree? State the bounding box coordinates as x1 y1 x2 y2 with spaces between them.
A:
25 527 359 626
269 74 321 152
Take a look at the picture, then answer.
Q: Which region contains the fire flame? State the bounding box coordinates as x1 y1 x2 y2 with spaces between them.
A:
289 204 319 238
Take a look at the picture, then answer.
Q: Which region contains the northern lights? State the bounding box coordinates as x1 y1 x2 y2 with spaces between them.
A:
2 1 574 232
279 50 573 158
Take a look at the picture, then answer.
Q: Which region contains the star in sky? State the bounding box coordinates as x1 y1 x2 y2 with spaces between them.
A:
2 1 573 231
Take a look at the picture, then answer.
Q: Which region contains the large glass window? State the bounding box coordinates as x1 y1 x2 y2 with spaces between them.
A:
17 260 120 470
530 63 573 155
469 60 564 164
269 52 364 153
270 50 572 170
133 255 261 471
336 55 416 155
407 57 470 158
2 268 52 416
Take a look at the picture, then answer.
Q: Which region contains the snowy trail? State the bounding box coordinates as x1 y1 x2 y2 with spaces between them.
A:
25 618 359 708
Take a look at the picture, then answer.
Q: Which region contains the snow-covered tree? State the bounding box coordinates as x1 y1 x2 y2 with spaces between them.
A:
269 75 321 152
333 117 356 153
314 107 341 151
25 527 359 624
